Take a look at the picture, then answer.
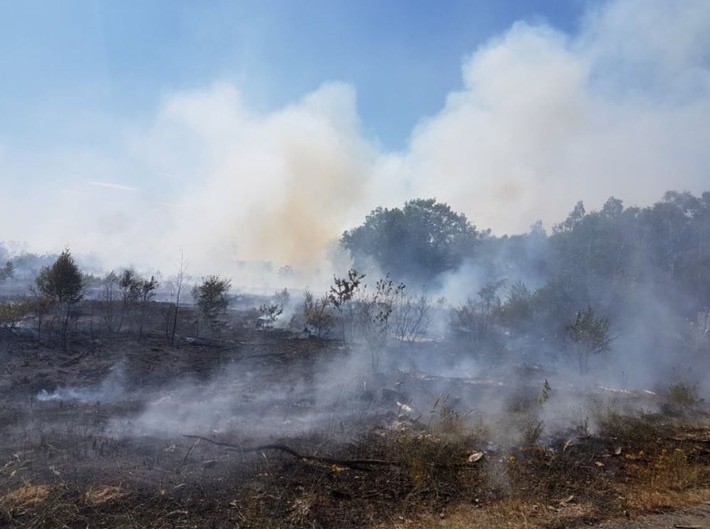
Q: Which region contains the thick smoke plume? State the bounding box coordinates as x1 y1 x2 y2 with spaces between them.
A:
1 0 709 278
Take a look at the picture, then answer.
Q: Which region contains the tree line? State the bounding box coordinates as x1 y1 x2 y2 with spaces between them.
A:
0 248 233 350
1 190 707 374
341 191 710 372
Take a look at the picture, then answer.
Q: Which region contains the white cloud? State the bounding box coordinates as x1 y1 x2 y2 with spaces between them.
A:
87 181 140 192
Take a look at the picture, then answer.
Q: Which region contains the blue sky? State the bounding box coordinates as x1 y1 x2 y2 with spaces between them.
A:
0 0 588 150
1 1 709 278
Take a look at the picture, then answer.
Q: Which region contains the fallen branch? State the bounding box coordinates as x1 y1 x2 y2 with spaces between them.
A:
182 435 483 470
182 437 202 467
183 435 399 469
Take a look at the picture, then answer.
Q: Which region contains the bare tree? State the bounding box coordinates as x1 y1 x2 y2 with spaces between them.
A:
328 269 365 342
451 280 507 361
257 289 289 330
565 307 612 374
393 292 435 343
303 289 334 338
118 269 141 332
166 250 189 346
137 275 158 341
100 269 152 337
351 275 405 351
100 271 121 334
28 295 53 348
258 302 283 330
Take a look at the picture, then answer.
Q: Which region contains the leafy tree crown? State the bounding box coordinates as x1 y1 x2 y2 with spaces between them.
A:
193 275 231 318
341 198 480 283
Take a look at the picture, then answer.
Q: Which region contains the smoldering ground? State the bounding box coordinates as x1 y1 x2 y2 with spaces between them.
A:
36 363 126 404
19 315 679 452
0 267 707 529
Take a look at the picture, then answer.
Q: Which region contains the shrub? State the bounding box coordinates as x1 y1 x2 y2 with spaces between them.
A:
193 275 231 319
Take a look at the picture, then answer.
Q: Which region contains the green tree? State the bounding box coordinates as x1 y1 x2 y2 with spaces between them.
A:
35 249 83 304
119 269 141 304
342 198 481 283
497 281 534 333
0 301 29 331
192 275 231 335
549 197 643 313
34 249 83 350
0 261 14 281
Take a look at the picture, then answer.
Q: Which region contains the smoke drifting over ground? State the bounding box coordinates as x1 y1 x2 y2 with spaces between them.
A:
37 364 126 404
2 0 709 278
107 351 376 438
28 337 665 449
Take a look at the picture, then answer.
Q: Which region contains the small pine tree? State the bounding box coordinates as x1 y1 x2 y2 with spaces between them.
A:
35 249 83 304
34 249 83 350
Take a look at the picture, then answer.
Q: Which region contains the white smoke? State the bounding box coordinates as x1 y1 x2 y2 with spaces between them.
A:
372 1 710 234
1 0 709 277
36 364 126 404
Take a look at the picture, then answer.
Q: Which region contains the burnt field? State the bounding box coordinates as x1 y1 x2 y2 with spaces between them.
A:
0 302 709 528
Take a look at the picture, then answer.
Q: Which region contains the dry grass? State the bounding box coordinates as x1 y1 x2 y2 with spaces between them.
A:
0 484 52 509
0 431 707 528
667 382 702 412
378 412 708 528
379 498 596 529
2 414 707 528
623 488 710 513
84 484 126 505
619 443 709 514
390 430 489 500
